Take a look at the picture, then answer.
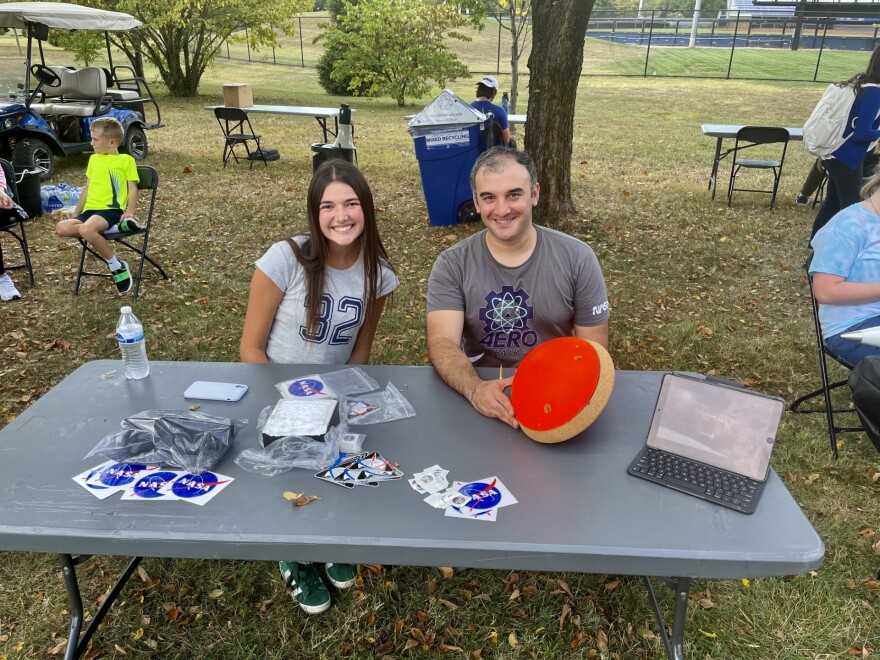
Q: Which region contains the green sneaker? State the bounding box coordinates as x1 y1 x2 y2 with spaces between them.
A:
324 563 357 589
118 217 144 233
278 561 331 614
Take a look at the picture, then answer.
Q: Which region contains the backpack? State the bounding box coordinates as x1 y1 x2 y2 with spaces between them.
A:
848 355 880 454
803 83 858 158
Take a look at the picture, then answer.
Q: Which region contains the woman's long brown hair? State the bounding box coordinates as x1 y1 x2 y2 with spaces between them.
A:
289 160 395 339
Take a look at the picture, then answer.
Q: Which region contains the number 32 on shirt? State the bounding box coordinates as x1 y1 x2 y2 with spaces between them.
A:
299 294 363 345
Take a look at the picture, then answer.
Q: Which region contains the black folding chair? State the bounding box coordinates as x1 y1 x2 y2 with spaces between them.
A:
726 126 789 209
0 158 36 287
790 257 862 458
75 165 168 298
213 107 269 169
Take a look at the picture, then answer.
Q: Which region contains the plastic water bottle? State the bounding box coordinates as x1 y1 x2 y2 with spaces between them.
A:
116 306 150 379
501 91 509 112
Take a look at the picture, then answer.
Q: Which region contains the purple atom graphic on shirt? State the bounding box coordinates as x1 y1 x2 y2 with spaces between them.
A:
480 286 534 335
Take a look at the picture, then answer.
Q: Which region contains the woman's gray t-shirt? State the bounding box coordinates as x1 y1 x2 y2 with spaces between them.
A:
256 237 399 364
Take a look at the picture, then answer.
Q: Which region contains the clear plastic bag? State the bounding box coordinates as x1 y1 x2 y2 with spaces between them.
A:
275 367 380 399
234 432 340 476
339 382 416 426
84 410 248 475
326 421 366 454
258 399 337 447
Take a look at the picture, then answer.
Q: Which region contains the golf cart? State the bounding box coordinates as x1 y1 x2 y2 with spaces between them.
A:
0 2 164 179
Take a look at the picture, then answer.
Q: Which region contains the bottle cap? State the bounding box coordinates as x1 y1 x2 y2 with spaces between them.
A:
120 305 132 313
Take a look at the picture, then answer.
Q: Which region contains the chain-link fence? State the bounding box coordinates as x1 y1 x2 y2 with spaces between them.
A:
218 11 878 83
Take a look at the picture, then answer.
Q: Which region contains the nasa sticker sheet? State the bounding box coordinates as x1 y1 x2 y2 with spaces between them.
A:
76 462 233 505
73 460 160 499
443 477 517 522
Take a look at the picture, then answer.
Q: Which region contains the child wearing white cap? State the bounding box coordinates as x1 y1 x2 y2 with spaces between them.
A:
472 76 515 149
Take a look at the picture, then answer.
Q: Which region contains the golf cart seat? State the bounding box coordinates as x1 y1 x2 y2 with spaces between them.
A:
31 67 110 117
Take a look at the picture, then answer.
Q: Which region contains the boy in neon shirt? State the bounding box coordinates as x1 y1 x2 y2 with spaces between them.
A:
54 117 141 293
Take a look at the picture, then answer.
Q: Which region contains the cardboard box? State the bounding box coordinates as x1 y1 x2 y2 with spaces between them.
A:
223 83 253 108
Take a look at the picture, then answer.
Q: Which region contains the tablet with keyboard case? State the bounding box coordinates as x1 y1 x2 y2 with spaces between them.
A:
627 372 785 514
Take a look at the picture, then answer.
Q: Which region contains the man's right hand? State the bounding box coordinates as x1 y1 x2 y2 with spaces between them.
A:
471 376 518 428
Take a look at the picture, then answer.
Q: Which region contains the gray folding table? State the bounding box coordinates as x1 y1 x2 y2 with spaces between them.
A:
0 361 824 660
204 104 347 143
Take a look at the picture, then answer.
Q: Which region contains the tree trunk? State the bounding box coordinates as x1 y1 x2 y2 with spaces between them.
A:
525 0 594 227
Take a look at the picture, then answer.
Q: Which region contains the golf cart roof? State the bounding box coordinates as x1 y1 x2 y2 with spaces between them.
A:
0 2 141 31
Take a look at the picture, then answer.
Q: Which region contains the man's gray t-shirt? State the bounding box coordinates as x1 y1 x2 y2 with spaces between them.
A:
256 237 399 364
426 225 609 367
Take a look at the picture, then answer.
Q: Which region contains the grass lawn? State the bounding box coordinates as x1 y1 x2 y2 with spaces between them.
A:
0 48 878 659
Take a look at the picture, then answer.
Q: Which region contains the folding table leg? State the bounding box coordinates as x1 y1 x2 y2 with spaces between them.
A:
643 575 691 660
709 137 723 197
58 554 142 660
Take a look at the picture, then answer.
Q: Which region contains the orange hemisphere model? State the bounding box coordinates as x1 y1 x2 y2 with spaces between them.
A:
510 337 615 443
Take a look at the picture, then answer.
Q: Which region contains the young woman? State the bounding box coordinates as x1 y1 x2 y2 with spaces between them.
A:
811 45 880 239
240 160 398 614
811 170 880 368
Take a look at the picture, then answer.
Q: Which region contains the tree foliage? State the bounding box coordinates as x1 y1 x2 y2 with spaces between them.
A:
316 0 363 97
320 0 475 106
479 0 530 114
50 31 104 66
94 0 310 97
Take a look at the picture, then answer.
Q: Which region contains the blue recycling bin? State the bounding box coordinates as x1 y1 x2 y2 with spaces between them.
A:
411 121 484 226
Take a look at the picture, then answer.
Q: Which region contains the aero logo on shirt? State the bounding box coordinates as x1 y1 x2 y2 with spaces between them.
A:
478 285 537 356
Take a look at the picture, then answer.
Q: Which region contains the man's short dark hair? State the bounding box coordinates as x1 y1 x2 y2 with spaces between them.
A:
470 147 538 194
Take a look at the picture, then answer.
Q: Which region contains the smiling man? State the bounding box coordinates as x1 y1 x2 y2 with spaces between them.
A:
426 148 610 428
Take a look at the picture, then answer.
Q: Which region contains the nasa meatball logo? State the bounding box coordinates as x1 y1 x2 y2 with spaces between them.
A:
97 463 150 488
456 481 502 510
170 472 231 499
131 471 178 498
286 378 328 397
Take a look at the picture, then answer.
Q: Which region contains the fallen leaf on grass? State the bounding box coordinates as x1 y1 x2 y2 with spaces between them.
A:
48 641 66 655
741 578 750 588
282 491 320 507
208 589 223 598
557 578 572 597
698 629 717 638
114 644 128 654
847 646 871 656
439 599 458 610
438 566 454 579
638 628 656 640
604 579 620 591
508 632 518 648
559 602 571 630
439 641 463 652
698 597 715 609
137 565 150 582
133 628 144 640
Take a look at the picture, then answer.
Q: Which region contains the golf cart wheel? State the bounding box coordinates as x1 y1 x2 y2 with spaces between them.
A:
13 138 54 180
121 126 148 159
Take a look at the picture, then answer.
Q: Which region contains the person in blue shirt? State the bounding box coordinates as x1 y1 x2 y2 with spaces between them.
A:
471 76 516 149
810 169 880 368
811 45 880 239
